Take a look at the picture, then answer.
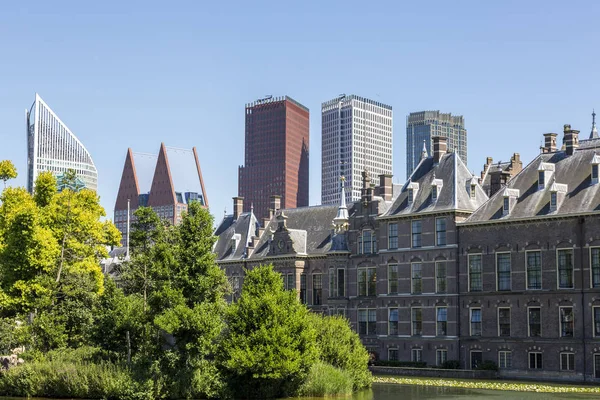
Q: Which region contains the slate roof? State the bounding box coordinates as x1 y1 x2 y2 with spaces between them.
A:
132 152 158 194
480 160 511 195
213 212 260 261
383 152 488 217
464 146 600 224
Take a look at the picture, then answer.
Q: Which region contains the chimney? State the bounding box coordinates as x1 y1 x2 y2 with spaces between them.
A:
509 153 522 175
432 136 448 163
481 157 493 180
232 197 244 220
563 125 580 156
378 174 393 201
543 133 558 153
269 195 281 218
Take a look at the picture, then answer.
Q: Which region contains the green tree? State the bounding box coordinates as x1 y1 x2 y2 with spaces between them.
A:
0 160 17 188
33 171 57 208
219 264 318 398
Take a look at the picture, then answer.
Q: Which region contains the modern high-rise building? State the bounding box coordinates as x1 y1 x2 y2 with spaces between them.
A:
406 111 467 178
26 93 98 192
321 95 393 205
114 143 209 246
238 96 309 221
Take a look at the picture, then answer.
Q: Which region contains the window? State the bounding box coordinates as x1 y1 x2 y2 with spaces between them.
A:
436 218 447 246
388 308 399 335
408 188 414 204
329 268 335 297
470 308 482 336
358 309 376 335
368 309 376 335
432 185 438 201
538 170 545 188
388 349 399 361
471 351 483 369
436 349 447 366
388 265 398 294
497 253 511 291
411 263 422 294
594 307 600 337
558 249 574 289
591 248 600 288
498 308 511 337
300 274 307 304
561 353 575 371
470 184 476 199
388 223 398 249
436 262 447 293
313 274 322 305
560 307 574 337
527 251 542 290
529 307 541 337
328 268 345 298
411 348 422 362
469 254 483 292
411 308 422 336
499 351 512 369
337 269 345 297
593 164 599 183
529 352 543 369
358 267 376 296
286 274 295 291
503 197 510 214
411 220 422 248
436 307 448 336
550 192 557 210
362 230 372 254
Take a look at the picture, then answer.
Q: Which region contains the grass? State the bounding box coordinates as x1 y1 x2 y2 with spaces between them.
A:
374 376 600 394
298 362 354 397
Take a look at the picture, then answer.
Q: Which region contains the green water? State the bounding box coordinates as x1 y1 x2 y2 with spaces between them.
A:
2 382 598 399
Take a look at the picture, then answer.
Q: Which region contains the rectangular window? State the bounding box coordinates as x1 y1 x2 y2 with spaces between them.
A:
550 192 557 209
498 307 511 337
436 262 447 293
538 170 545 188
412 308 422 336
594 307 600 337
436 307 448 336
527 251 542 290
287 274 295 291
529 352 543 369
411 220 422 248
388 265 398 294
388 223 398 249
432 186 438 201
592 248 600 288
363 230 372 254
436 349 447 366
436 218 447 246
337 269 345 297
499 351 512 369
471 351 483 369
560 307 574 337
558 249 574 289
411 348 422 362
497 253 511 291
561 353 575 371
368 309 377 335
329 268 335 297
469 254 483 292
358 309 367 335
470 308 482 336
503 197 510 213
313 274 322 305
411 263 422 294
408 188 414 204
529 307 541 337
593 164 599 181
388 349 399 361
300 274 307 304
388 308 399 335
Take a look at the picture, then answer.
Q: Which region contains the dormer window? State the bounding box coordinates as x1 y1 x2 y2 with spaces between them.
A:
468 176 478 200
470 184 476 199
502 188 520 216
431 178 443 203
408 188 414 204
503 197 510 214
538 171 545 189
550 191 557 211
549 182 567 212
406 181 420 205
591 153 600 185
538 161 554 190
432 185 438 201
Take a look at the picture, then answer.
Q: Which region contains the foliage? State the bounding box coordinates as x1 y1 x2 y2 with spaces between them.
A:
297 362 353 397
477 360 499 371
309 313 372 391
440 360 461 369
219 264 318 398
0 160 17 188
374 360 427 368
0 317 29 354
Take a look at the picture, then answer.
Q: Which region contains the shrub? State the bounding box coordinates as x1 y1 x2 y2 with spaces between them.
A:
298 362 353 397
440 360 461 369
477 360 499 371
374 360 427 368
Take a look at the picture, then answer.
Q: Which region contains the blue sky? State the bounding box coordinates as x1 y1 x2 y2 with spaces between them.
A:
1 0 599 222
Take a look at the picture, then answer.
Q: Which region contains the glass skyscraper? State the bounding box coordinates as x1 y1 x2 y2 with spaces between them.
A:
406 111 467 178
26 93 98 192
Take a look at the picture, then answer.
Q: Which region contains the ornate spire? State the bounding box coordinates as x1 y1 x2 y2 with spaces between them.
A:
421 140 428 159
333 175 349 232
591 109 599 139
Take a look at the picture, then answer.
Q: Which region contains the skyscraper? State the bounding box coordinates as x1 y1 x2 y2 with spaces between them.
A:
406 111 467 178
321 95 392 205
238 96 309 221
26 93 98 192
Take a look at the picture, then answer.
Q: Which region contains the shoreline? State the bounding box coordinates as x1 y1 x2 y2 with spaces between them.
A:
373 376 600 394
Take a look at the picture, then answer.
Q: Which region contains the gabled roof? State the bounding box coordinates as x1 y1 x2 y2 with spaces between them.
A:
214 212 260 261
383 152 488 217
464 147 600 224
132 152 158 194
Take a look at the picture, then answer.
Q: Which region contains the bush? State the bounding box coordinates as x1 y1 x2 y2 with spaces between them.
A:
298 362 353 397
374 360 427 368
440 360 461 369
477 360 499 371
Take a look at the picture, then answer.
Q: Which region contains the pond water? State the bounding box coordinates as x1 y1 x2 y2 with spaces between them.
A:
2 382 598 400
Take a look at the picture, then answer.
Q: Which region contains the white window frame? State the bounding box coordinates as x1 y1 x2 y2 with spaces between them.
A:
388 307 399 336
435 217 447 247
525 250 543 290
388 222 398 250
411 219 422 248
411 307 422 336
559 306 574 338
560 352 575 371
528 306 542 337
529 352 543 369
495 251 512 291
411 262 422 294
498 350 512 369
468 253 483 292
557 248 574 289
435 261 447 294
498 307 511 337
593 306 600 337
436 349 448 366
590 247 600 289
388 264 398 294
436 306 448 336
388 348 399 362
411 348 423 362
470 307 482 337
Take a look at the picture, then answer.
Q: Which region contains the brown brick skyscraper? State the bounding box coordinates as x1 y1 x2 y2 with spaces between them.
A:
238 96 309 221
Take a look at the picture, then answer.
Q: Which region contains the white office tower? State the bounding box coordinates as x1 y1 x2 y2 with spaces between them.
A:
26 93 98 192
321 95 392 205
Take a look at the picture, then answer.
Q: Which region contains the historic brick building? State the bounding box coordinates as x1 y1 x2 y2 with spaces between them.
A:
238 96 309 221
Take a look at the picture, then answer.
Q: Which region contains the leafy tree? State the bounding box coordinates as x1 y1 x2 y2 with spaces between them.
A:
219 264 318 398
0 160 17 188
33 171 57 208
